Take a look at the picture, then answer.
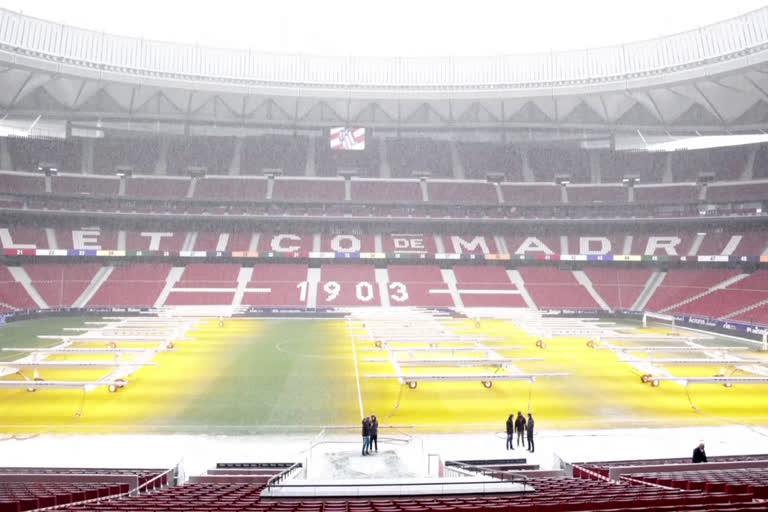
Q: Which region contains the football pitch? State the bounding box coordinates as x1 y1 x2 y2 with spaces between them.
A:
1 315 767 435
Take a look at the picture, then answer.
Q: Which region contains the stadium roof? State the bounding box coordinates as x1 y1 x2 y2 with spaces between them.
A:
1 5 768 137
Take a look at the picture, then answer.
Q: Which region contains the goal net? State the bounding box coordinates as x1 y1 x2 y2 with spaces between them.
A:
642 311 676 329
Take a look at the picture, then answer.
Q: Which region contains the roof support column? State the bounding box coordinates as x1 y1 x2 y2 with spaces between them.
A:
305 135 316 176
521 148 534 182
742 146 756 181
80 138 94 174
662 153 673 183
379 138 391 178
0 137 12 170
449 139 465 179
589 151 601 183
155 138 168 175
228 137 242 176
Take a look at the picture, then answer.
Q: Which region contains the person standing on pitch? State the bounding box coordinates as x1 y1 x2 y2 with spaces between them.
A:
362 416 371 456
515 411 526 448
370 414 379 452
692 442 707 463
505 414 515 450
526 413 535 452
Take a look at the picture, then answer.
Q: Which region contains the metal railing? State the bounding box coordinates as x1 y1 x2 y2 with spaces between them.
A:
0 7 766 88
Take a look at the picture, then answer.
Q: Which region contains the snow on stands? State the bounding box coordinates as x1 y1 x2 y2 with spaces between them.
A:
86 263 171 308
427 180 499 204
350 179 423 203
317 264 381 306
50 174 120 198
123 176 190 200
583 268 652 310
452 265 525 307
242 264 309 307
24 263 101 307
193 176 268 201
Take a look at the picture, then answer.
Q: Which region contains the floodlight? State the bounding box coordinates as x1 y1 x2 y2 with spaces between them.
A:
555 175 571 186
622 176 640 187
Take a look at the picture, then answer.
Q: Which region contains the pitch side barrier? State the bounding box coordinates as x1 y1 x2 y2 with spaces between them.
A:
539 308 768 347
0 307 151 324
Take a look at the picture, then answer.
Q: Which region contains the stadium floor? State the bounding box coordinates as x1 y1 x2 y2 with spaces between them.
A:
0 316 767 435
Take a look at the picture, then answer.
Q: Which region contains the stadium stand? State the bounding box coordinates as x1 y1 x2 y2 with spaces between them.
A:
241 135 308 176
7 138 81 173
166 136 236 176
92 137 160 175
633 183 700 204
427 181 499 204
51 174 120 198
643 269 742 313
566 184 627 205
86 263 171 307
500 183 562 205
350 179 423 203
242 263 309 307
386 264 453 307
315 137 380 177
583 268 652 310
272 178 346 202
387 138 452 179
193 177 268 202
123 176 191 200
456 141 523 181
23 263 100 307
0 172 46 195
453 265 526 307
517 267 600 309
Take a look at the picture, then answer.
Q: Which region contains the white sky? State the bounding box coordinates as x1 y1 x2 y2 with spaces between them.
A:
1 0 766 57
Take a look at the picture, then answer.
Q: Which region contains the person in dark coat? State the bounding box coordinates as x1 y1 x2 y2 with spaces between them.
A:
514 411 526 448
692 442 707 463
526 413 535 452
370 415 379 452
361 417 371 456
505 414 515 450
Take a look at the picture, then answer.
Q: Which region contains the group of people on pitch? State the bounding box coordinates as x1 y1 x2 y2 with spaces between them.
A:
506 411 535 452
361 415 379 455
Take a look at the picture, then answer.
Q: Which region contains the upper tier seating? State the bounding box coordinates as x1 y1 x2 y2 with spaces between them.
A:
93 137 159 175
501 183 561 205
123 177 190 200
706 181 768 203
315 137 379 177
193 177 268 201
528 147 590 183
387 138 452 179
350 179 423 203
634 184 700 204
427 181 498 204
50 175 120 197
8 138 80 173
0 173 45 195
456 141 523 181
599 151 666 183
87 263 171 308
672 146 749 182
583 268 652 310
241 135 308 176
166 136 235 176
518 267 600 309
567 184 627 204
272 178 345 202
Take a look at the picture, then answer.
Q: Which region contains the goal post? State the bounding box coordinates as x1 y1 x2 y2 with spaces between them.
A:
642 311 676 329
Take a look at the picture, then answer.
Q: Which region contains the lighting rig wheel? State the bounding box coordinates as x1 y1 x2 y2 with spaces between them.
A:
586 340 595 349
406 381 418 390
107 342 117 349
109 379 127 393
641 374 651 384
26 377 44 393
166 341 174 350
723 382 733 388
651 379 660 387
374 340 382 348
482 380 493 389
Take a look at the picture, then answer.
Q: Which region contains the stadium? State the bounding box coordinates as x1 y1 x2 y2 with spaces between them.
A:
0 2 768 511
